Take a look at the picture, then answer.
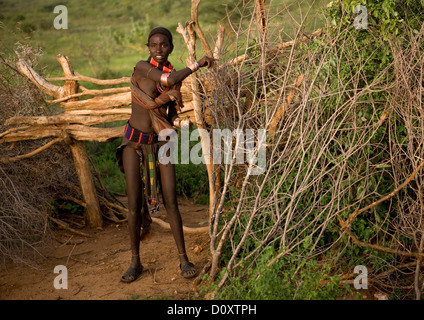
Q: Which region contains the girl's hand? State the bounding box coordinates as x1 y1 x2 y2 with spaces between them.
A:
198 56 215 69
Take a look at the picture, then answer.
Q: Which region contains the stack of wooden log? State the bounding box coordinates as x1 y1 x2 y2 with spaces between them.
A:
1 55 196 145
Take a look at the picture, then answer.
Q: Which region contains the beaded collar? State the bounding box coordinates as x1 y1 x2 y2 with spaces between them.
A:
147 56 175 93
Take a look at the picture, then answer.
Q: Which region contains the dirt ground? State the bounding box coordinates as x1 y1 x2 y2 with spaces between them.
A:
0 197 211 300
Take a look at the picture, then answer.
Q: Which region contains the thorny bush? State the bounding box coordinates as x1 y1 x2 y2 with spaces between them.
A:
204 0 424 299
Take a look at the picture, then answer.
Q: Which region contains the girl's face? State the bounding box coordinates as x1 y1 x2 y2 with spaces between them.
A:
148 33 172 64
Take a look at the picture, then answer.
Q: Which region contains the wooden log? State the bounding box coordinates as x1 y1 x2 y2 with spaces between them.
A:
61 92 131 110
5 111 130 127
64 96 126 111
178 110 196 122
0 124 124 143
65 108 131 115
0 126 30 139
58 80 193 110
57 54 80 101
0 125 66 143
68 139 103 228
178 101 194 112
64 125 125 142
48 86 131 104
46 72 130 85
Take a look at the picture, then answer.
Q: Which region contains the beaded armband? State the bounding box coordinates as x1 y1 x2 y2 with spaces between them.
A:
160 73 170 86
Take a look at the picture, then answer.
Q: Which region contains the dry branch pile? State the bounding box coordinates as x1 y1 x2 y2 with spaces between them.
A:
0 46 80 266
198 0 424 299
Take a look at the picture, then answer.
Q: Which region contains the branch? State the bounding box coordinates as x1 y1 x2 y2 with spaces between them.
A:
152 217 209 234
61 92 131 110
219 54 248 69
176 22 204 127
61 195 87 208
48 215 90 237
176 23 195 57
213 23 225 60
340 159 424 230
14 51 63 98
56 54 79 101
268 74 304 137
0 137 63 163
191 0 213 57
0 126 30 139
254 0 267 42
319 261 418 286
268 29 323 54
344 228 424 258
64 109 131 115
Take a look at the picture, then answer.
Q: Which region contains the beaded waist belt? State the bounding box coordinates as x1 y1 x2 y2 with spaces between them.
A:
124 121 159 145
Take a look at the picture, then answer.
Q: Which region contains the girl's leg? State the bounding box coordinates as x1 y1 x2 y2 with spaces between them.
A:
121 146 144 282
159 161 196 278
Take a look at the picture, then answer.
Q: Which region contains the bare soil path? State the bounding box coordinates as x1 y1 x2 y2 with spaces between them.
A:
0 197 211 300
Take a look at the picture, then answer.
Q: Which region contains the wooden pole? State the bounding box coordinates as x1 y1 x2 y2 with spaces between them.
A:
57 54 103 228
68 138 103 228
177 22 217 219
255 0 267 42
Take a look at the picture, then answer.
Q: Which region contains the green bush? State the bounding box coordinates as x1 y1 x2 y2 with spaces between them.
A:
85 138 126 194
174 127 210 204
213 247 351 300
